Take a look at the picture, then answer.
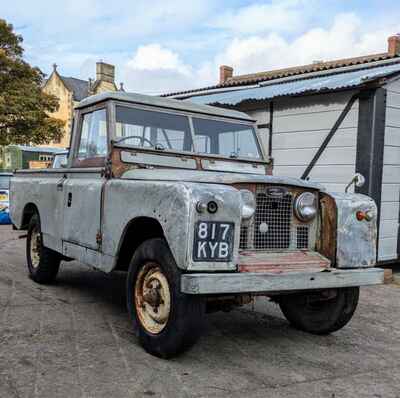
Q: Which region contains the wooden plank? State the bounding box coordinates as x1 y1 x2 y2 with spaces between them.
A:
379 219 399 239
387 78 400 94
384 126 400 147
382 165 400 183
380 201 400 220
378 237 399 261
274 91 358 117
383 146 400 165
274 164 356 183
381 184 400 202
273 147 356 166
386 106 400 128
272 128 357 150
274 108 359 133
386 90 400 108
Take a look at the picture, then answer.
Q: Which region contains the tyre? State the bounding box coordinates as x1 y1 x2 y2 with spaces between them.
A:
278 287 359 335
26 214 61 284
127 238 205 358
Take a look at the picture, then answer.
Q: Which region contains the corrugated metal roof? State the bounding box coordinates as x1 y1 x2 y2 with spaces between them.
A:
187 62 400 106
164 52 399 97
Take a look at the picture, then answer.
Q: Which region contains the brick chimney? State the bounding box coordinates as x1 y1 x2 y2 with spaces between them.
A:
388 34 400 56
96 61 115 83
219 65 233 84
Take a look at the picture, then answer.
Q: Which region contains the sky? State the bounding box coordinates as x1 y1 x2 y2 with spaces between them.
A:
2 0 400 94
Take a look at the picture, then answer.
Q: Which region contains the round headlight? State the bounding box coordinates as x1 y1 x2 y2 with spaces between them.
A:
240 189 256 220
294 192 317 222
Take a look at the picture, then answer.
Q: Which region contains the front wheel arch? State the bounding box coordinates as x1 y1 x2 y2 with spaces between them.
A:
114 216 165 271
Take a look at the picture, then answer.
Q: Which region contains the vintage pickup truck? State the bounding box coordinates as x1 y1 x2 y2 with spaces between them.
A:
10 92 383 358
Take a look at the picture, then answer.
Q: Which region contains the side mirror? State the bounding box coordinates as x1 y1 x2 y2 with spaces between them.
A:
345 173 365 192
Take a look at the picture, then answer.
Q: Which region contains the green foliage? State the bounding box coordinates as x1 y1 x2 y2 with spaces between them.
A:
0 19 64 146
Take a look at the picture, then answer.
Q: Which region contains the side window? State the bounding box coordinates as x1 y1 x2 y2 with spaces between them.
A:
77 109 107 159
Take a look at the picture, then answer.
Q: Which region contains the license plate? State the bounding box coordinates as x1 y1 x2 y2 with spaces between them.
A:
193 221 234 262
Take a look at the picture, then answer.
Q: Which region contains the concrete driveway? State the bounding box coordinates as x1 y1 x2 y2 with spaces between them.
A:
0 225 399 398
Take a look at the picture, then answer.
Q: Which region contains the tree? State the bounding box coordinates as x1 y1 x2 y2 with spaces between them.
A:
0 19 63 146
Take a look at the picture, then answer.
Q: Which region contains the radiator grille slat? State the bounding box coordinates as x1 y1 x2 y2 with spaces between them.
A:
240 185 311 251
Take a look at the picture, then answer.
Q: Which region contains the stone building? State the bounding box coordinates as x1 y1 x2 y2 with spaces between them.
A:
43 61 122 148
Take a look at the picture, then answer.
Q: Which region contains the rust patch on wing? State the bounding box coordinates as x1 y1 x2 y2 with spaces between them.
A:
317 194 337 264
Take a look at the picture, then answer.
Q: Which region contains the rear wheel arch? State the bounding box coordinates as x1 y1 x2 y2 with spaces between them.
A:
114 216 166 271
21 203 40 229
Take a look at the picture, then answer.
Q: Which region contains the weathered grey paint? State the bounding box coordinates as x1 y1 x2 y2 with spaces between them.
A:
181 267 384 294
120 151 197 169
101 179 242 271
330 192 377 268
9 94 381 295
121 168 324 190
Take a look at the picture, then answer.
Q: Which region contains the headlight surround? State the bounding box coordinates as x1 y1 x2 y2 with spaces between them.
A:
240 189 256 220
294 192 317 222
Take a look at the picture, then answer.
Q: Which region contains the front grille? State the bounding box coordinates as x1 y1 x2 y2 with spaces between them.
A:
254 191 292 249
296 226 309 249
239 185 312 251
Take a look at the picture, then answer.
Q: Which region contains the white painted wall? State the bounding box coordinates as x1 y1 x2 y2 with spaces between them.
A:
379 78 400 261
271 91 358 193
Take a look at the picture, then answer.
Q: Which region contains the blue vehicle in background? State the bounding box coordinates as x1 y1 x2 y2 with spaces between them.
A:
0 172 13 224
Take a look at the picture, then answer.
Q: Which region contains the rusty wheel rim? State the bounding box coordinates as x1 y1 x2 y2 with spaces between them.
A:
30 227 41 269
134 262 171 334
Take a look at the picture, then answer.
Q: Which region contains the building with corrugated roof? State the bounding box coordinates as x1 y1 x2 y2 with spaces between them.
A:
164 34 400 264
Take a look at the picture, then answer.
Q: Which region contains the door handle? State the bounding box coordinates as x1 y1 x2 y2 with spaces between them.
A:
67 192 72 207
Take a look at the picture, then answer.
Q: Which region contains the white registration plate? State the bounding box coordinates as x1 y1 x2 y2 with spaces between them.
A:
193 221 234 262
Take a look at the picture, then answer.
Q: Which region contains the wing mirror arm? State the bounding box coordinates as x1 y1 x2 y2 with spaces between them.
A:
345 173 365 193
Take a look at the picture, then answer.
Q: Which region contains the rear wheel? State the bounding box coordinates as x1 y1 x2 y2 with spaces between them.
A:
278 287 359 335
127 238 205 358
26 214 61 284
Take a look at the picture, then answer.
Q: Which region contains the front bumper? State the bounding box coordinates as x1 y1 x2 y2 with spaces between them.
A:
181 267 384 295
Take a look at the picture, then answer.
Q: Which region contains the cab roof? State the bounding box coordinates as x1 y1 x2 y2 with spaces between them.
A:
76 91 254 122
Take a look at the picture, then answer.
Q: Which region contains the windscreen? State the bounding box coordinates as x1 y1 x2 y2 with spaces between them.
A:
115 106 193 152
192 118 261 159
115 106 262 159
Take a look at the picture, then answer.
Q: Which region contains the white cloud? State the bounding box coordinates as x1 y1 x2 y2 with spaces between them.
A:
127 44 191 76
212 0 312 34
123 44 199 94
214 13 395 76
121 12 397 94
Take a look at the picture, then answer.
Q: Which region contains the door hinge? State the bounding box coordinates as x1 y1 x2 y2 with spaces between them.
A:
96 231 102 245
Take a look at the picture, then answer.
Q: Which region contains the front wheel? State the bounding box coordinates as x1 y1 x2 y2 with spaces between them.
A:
127 238 205 358
26 214 61 284
278 287 359 335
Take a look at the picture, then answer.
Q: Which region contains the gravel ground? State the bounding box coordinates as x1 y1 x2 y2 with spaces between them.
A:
0 225 399 398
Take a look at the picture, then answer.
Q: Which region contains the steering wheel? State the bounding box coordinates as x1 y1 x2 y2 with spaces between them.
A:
114 135 154 146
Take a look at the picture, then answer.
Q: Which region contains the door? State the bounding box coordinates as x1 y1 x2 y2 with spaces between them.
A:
62 107 108 250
